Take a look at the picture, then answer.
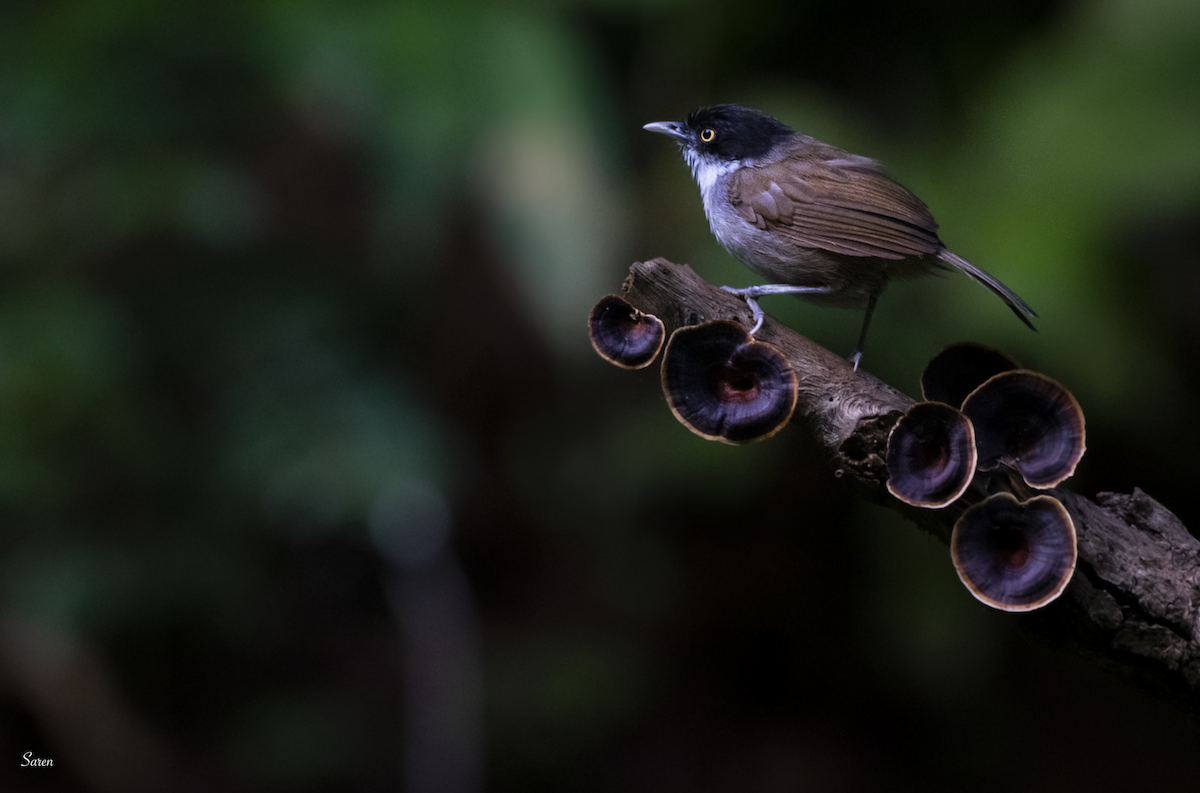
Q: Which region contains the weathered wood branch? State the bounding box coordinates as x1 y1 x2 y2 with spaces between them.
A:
619 257 1200 717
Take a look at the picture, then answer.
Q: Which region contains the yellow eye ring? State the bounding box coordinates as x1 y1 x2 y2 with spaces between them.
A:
700 128 715 143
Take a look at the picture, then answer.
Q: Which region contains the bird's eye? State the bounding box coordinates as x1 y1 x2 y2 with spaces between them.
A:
700 128 716 143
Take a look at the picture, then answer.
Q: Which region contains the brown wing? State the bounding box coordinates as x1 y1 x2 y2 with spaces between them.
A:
729 146 943 260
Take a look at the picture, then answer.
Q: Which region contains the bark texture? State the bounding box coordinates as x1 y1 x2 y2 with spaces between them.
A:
615 257 1200 718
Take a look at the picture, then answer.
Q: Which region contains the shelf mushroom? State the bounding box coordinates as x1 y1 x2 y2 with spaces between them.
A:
920 342 1019 408
886 402 977 508
589 295 666 370
951 492 1077 611
661 321 797 444
961 371 1086 489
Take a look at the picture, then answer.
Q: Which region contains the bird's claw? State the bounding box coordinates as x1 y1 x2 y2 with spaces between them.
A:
721 286 766 335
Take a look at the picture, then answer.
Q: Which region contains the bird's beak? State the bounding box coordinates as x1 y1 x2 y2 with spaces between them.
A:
642 121 689 142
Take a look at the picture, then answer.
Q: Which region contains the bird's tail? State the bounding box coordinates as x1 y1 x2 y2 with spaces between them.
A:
939 251 1038 331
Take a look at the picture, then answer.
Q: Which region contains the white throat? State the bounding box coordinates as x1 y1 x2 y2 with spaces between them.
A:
683 149 740 199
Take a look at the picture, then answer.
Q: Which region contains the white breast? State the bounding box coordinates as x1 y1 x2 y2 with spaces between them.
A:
683 151 742 248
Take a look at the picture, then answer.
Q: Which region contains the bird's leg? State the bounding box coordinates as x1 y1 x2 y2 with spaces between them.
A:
720 284 831 335
848 292 880 372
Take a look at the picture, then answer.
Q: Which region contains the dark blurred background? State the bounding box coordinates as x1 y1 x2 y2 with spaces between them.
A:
1 1 1199 791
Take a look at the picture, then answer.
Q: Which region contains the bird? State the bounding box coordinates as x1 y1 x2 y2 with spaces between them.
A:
643 104 1036 369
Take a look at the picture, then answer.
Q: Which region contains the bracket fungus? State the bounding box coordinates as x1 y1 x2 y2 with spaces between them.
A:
589 295 666 369
951 493 1077 612
885 402 977 508
961 371 1086 489
661 321 797 444
920 342 1019 408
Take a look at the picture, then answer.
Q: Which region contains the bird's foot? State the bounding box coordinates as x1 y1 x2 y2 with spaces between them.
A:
720 286 766 334
720 284 830 336
848 351 863 372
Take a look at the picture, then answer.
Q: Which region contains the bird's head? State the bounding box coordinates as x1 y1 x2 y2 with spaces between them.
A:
643 104 794 166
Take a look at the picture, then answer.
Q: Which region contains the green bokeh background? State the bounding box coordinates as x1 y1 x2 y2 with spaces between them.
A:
1 1 1199 791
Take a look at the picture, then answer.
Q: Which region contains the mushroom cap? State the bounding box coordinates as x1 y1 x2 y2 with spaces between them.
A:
921 343 1019 408
961 371 1086 489
661 321 797 444
589 295 666 369
951 493 1077 611
886 402 977 508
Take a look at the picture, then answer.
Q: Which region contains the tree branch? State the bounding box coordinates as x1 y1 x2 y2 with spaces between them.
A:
618 257 1200 717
